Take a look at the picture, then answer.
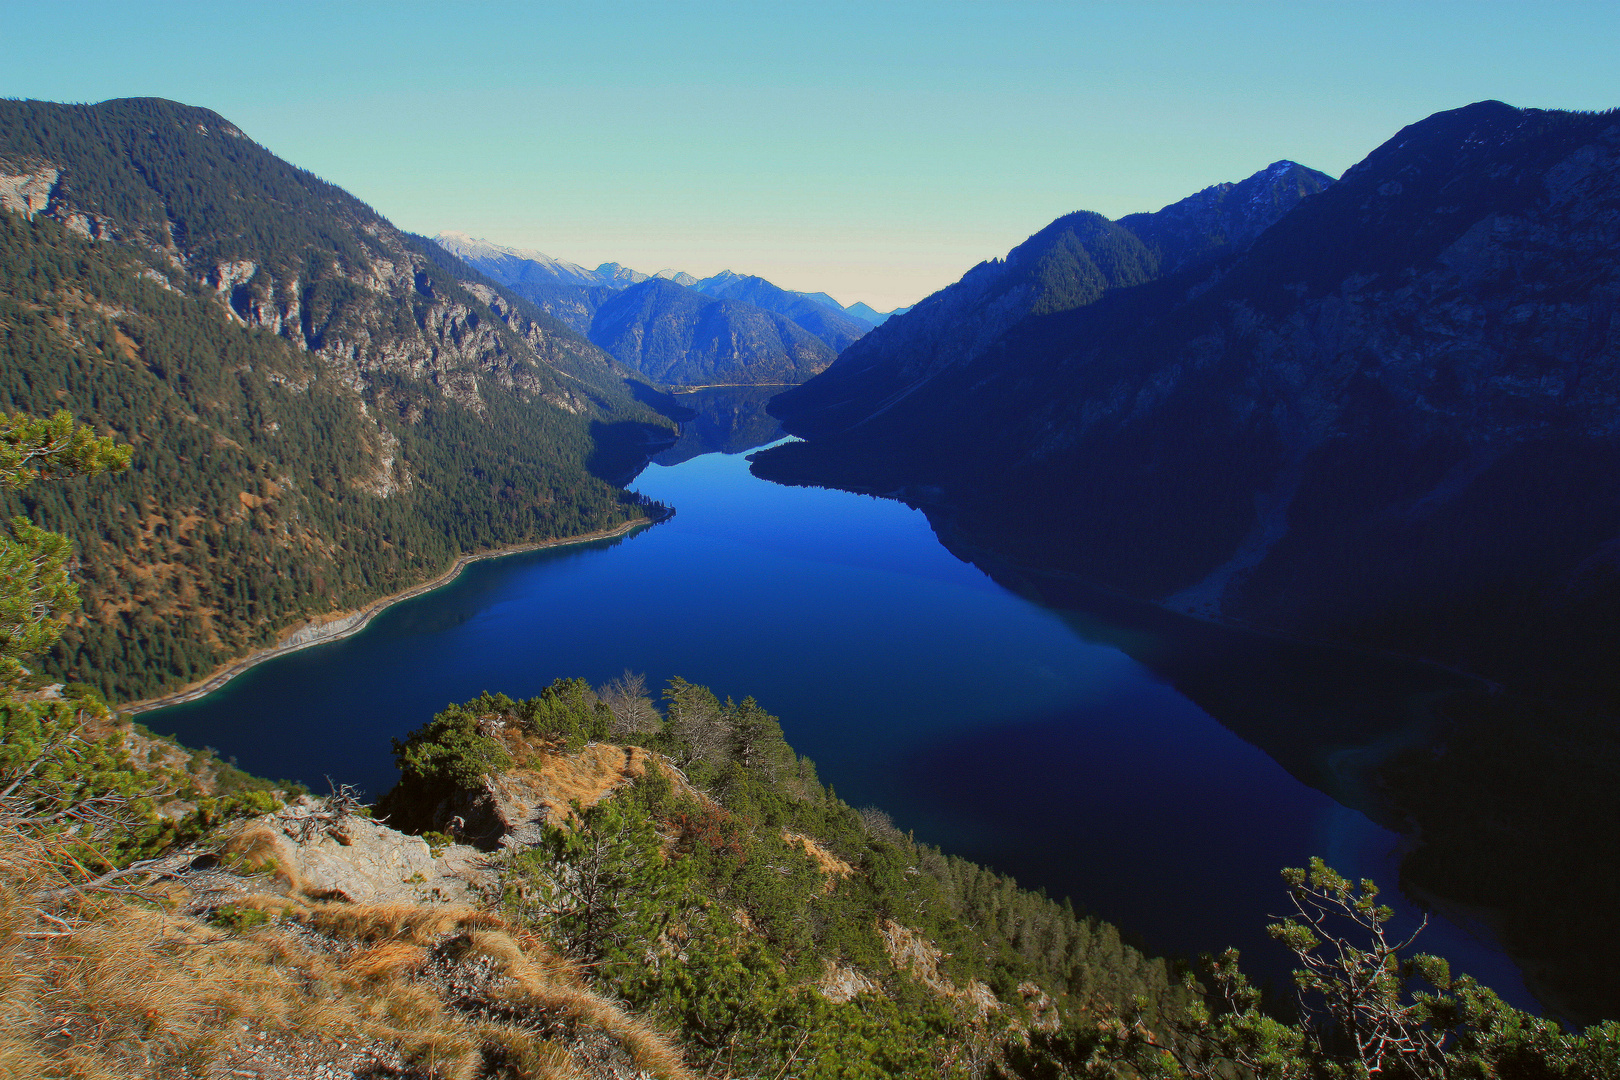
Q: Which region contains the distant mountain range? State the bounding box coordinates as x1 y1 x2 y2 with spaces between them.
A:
433 231 910 384
688 270 873 353
755 101 1620 1022
434 233 700 293
432 232 603 289
845 301 911 325
590 278 835 386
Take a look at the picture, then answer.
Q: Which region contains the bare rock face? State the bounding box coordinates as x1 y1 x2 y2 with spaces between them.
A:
0 161 112 238
1016 981 1062 1033
816 959 881 1003
237 799 491 904
0 163 58 216
879 919 1000 1020
390 743 670 852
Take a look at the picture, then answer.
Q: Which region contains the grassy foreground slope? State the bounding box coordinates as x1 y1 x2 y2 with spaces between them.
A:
7 673 1619 1079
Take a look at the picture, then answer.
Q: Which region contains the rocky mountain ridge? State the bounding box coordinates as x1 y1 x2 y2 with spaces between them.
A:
433 231 910 371
766 159 1332 439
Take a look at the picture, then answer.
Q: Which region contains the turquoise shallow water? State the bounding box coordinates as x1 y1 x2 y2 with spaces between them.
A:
142 440 1531 1006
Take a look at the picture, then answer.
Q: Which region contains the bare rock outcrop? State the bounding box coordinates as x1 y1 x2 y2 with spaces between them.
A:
387 742 695 852
0 163 58 216
880 918 1000 1020
816 959 881 1004
231 798 491 904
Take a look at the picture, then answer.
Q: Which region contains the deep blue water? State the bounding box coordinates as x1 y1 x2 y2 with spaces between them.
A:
142 439 1531 1006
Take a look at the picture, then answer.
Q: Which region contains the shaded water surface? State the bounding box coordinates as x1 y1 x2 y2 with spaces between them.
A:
143 417 1530 1005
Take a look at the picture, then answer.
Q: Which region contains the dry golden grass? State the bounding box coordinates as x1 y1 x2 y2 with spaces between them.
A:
219 822 303 891
494 744 644 827
783 830 855 893
0 844 331 1079
491 742 717 831
463 927 692 1080
344 940 430 982
0 830 699 1080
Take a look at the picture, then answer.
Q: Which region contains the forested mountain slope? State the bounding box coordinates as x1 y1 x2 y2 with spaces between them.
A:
756 101 1620 1021
589 277 837 386
690 269 874 351
766 160 1331 438
0 97 673 702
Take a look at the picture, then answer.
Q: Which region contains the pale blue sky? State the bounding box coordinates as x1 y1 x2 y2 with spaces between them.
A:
3 1 1615 309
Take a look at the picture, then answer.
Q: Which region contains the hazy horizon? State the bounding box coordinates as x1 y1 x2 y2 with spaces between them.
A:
3 0 1616 310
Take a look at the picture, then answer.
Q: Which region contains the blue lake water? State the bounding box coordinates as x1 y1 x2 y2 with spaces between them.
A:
142 436 1531 1006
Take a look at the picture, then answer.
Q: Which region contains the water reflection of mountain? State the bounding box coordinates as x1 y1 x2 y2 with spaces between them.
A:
929 520 1468 816
918 508 1616 1025
652 385 787 466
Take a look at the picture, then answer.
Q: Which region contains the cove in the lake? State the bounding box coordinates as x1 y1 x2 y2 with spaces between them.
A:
139 387 1532 1009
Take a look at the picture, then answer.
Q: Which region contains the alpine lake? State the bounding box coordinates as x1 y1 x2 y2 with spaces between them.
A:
140 386 1533 1008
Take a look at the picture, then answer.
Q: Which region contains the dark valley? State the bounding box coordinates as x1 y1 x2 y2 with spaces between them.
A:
755 100 1620 1022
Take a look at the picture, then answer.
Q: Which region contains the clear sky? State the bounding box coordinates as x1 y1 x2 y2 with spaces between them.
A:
3 1 1616 310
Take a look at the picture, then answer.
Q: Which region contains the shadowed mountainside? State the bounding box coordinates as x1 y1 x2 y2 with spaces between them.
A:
755 101 1620 1022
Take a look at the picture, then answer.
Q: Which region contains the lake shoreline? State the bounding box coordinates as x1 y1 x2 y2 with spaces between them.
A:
119 515 661 717
133 439 1539 1015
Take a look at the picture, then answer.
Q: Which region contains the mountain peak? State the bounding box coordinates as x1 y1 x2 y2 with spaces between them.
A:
1112 158 1334 276
687 271 872 352
435 231 554 263
433 232 601 290
595 262 650 285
